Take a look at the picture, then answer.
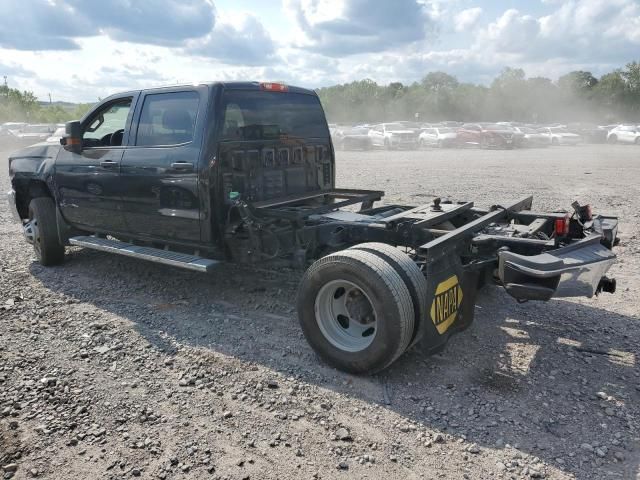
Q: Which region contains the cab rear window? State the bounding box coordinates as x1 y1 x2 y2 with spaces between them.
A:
220 91 329 141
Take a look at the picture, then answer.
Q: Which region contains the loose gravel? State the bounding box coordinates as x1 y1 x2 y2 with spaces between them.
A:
1 141 639 479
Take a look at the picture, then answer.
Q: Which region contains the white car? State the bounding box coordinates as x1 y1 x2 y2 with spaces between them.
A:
368 123 418 149
538 127 582 145
607 125 640 145
418 127 457 148
46 127 67 143
0 122 27 137
14 124 55 141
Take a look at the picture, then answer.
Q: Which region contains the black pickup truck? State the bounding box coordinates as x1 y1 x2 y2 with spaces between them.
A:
7 81 619 374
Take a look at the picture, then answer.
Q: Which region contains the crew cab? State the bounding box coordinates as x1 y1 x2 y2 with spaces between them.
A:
7 81 620 375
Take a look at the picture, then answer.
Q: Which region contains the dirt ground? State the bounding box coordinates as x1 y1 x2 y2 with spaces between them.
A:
1 141 639 480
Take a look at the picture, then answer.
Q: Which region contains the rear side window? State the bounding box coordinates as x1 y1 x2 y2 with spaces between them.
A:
220 91 329 141
136 91 199 146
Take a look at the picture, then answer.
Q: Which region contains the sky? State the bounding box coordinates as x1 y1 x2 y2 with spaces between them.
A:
0 0 639 103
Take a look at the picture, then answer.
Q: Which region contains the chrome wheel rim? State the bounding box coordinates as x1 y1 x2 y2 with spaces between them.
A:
314 280 377 352
24 218 41 255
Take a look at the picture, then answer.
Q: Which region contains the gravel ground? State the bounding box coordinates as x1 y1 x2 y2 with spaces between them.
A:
1 140 639 480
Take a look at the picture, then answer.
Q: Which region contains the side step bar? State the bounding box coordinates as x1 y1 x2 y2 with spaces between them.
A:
69 236 219 273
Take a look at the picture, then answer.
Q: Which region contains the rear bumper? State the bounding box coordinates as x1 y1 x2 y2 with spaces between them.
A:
498 234 617 301
7 189 22 222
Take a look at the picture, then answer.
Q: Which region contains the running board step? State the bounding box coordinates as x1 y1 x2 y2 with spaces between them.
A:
69 236 219 272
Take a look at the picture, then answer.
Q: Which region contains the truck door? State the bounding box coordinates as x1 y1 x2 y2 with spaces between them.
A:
54 95 135 232
119 87 205 243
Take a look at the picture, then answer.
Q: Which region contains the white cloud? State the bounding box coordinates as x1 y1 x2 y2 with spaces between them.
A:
0 0 216 50
1 0 640 103
477 1 640 62
285 0 434 56
454 7 482 32
187 13 277 65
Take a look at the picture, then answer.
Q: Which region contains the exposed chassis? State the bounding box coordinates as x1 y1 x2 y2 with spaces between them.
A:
229 188 618 355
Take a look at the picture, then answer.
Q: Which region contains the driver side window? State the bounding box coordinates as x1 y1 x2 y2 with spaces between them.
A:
83 98 132 147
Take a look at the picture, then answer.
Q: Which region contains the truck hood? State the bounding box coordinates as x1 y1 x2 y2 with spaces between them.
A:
8 143 61 176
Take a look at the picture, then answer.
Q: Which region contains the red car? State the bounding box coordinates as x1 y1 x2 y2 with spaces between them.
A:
456 123 518 149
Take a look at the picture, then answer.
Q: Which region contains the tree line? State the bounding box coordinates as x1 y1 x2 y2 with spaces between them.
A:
0 84 92 124
3 61 640 126
316 61 640 125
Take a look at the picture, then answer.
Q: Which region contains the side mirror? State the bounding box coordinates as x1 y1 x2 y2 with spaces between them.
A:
62 120 82 154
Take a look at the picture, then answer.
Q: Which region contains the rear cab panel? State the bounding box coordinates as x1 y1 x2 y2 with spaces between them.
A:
208 83 335 254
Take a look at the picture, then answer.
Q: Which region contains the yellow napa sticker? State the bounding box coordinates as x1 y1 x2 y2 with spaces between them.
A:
430 275 463 334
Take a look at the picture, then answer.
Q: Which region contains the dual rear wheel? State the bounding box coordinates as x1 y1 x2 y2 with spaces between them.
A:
297 243 428 374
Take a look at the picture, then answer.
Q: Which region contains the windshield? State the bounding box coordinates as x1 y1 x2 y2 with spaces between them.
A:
220 91 329 141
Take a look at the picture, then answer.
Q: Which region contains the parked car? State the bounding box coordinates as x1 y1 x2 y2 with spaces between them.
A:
456 123 517 149
368 123 418 149
537 127 582 145
567 123 608 143
0 122 27 137
513 126 549 148
14 124 56 141
46 127 67 143
607 125 640 144
418 127 457 148
333 126 372 150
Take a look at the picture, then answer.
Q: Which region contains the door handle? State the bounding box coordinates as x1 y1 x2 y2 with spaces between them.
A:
100 161 117 168
171 162 194 171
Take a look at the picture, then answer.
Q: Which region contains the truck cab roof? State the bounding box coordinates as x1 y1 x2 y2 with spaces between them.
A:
102 81 317 103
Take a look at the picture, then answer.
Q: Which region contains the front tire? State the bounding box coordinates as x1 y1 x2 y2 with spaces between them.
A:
297 249 414 374
27 197 65 266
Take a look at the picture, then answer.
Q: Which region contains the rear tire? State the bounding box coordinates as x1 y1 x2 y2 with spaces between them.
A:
28 197 65 266
297 249 414 374
349 243 428 346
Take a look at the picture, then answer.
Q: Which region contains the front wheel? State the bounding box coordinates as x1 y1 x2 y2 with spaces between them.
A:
26 197 65 266
297 249 414 374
